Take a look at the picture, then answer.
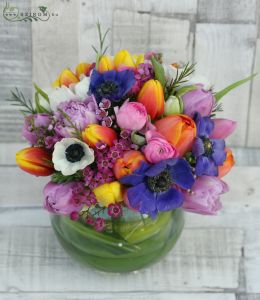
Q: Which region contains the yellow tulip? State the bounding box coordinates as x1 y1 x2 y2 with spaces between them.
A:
98 55 115 73
93 181 123 207
133 54 144 66
52 69 79 88
114 49 135 69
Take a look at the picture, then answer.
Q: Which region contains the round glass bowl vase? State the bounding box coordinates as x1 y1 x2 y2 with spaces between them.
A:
51 208 184 273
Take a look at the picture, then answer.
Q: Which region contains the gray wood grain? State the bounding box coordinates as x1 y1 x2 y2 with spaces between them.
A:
0 292 237 300
198 0 256 23
195 23 257 147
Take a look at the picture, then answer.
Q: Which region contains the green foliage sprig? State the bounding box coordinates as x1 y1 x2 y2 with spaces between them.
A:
51 171 84 184
92 21 110 69
7 88 36 114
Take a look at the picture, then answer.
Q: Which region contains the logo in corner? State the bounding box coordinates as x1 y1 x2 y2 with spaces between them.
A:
3 2 58 22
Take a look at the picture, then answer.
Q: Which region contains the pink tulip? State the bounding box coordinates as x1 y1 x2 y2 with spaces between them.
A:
182 84 215 117
116 100 147 131
143 130 179 163
183 176 229 215
210 119 237 139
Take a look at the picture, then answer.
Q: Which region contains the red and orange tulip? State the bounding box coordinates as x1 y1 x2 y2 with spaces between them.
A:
52 69 79 88
76 62 94 78
16 147 54 176
155 114 197 156
98 56 115 73
82 124 117 148
137 79 164 120
218 148 235 178
113 150 146 179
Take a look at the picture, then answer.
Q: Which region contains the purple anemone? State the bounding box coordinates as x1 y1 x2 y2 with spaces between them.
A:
120 158 194 218
192 113 226 176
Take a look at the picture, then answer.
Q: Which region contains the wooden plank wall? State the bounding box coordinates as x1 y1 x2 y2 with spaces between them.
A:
0 0 260 147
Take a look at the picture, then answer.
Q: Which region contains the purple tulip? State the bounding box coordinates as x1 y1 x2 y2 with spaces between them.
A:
182 84 215 117
43 181 85 216
210 118 237 139
23 113 53 145
183 176 229 215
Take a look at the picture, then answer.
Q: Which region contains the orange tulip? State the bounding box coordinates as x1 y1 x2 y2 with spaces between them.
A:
218 148 235 178
98 56 115 73
155 114 197 156
113 150 146 179
82 124 117 148
16 147 54 176
76 62 94 78
52 69 79 88
137 79 164 120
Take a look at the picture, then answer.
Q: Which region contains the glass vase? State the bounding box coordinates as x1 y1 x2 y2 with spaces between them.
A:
51 208 184 273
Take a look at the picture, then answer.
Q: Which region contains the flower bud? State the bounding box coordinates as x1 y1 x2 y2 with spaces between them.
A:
98 55 115 73
114 49 135 69
93 181 123 207
164 96 183 116
82 124 117 147
137 79 164 120
113 150 146 179
155 114 197 156
16 147 54 176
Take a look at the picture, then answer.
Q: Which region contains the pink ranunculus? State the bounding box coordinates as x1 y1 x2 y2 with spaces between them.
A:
43 181 84 216
143 130 179 163
182 84 215 117
183 176 229 215
210 118 237 139
116 100 147 131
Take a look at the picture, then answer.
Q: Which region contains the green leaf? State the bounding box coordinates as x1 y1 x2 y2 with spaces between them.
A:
34 83 50 104
215 73 257 102
175 85 197 97
151 56 166 87
35 92 50 113
51 171 84 184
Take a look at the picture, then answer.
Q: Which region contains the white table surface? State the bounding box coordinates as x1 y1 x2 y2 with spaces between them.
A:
1 144 260 300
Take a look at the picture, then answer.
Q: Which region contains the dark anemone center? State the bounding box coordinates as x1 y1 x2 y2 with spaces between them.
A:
97 80 119 97
147 170 172 193
202 137 213 156
65 144 85 163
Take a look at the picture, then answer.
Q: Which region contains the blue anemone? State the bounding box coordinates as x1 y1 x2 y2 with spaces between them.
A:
89 69 135 103
120 158 194 218
192 113 226 176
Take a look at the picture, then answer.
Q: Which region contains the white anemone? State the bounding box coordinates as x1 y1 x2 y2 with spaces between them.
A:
52 138 94 176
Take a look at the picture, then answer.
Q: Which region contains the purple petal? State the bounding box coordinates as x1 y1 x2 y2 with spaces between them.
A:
157 188 184 212
145 160 167 177
168 158 195 189
195 156 218 176
120 161 149 186
192 138 205 157
194 113 214 137
211 139 226 165
127 183 147 209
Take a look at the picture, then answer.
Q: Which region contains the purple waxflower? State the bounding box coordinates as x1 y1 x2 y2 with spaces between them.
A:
183 176 229 215
192 113 226 176
108 203 122 218
89 69 135 103
95 217 105 232
182 84 215 117
120 159 195 218
43 181 85 216
23 113 53 145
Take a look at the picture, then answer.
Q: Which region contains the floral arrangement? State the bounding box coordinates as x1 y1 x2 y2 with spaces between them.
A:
12 24 253 232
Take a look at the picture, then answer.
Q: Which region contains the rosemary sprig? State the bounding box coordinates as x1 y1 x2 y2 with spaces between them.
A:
92 21 110 69
173 62 196 86
6 88 36 114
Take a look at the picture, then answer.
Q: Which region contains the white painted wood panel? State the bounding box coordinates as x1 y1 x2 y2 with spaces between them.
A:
0 292 237 300
247 39 260 147
195 24 257 147
198 0 256 22
0 224 242 292
32 0 80 89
